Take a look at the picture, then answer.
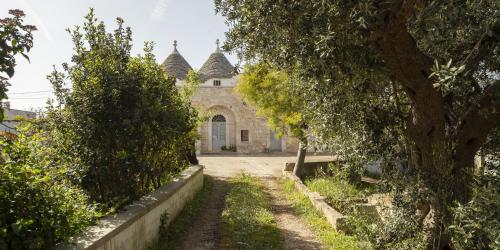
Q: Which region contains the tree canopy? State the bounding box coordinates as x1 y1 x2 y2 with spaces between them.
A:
216 0 499 248
0 9 36 120
236 62 305 139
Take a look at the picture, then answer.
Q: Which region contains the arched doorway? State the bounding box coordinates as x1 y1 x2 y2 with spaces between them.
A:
212 114 226 151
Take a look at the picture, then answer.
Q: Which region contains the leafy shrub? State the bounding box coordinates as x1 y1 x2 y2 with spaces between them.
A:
449 166 500 250
47 9 197 207
221 144 237 152
0 124 95 250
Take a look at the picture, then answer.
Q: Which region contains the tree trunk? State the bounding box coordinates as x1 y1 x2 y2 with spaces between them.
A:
185 140 199 165
366 4 500 247
293 138 308 177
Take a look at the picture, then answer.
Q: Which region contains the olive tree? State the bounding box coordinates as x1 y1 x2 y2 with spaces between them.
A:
215 0 499 248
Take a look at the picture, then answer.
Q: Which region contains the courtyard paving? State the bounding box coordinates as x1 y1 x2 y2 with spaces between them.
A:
174 153 334 249
199 153 334 178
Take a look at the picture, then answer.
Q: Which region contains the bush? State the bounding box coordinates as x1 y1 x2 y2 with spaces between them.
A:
0 124 95 250
47 9 197 206
449 166 500 250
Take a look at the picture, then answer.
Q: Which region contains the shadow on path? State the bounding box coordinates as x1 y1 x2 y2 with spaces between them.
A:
262 177 323 250
177 176 228 250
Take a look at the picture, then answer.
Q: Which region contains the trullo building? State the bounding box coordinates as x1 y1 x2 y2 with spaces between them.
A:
162 40 299 154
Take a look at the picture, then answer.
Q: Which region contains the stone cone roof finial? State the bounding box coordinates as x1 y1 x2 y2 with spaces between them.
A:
172 40 179 53
161 39 192 80
199 38 235 81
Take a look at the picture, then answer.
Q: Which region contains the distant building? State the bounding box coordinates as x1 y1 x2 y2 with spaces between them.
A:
0 102 36 135
162 40 299 153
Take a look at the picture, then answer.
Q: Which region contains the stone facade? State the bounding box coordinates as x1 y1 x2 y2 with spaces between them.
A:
162 41 298 153
190 78 299 153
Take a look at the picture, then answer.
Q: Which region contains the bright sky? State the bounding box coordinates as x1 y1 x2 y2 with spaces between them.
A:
1 0 237 110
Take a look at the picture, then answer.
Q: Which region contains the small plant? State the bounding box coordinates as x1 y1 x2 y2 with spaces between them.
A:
158 211 170 237
149 177 213 249
220 144 237 152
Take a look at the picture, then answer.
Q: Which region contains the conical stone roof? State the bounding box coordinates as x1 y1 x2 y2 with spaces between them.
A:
199 39 235 81
161 40 192 80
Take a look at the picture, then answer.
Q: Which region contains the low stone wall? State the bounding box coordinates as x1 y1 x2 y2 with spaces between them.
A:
56 165 204 250
282 170 348 232
283 162 382 233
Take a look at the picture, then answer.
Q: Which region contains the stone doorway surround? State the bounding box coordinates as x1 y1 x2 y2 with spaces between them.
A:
206 105 235 152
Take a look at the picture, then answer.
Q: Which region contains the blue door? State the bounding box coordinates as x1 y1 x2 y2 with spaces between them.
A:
269 130 282 152
212 115 226 151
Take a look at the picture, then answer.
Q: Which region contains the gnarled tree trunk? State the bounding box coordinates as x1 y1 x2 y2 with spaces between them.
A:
368 2 500 248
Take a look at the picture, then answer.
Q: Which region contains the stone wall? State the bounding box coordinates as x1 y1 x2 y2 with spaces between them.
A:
55 165 204 250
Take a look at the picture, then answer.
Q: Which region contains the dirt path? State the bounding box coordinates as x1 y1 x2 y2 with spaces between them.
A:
173 155 326 249
178 176 229 250
262 177 323 250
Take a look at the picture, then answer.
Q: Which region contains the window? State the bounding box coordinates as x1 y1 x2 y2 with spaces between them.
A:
241 130 249 142
213 80 221 86
212 114 226 122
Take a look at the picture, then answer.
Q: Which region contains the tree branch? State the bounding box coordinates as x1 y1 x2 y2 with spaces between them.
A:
454 80 500 168
369 0 447 147
459 23 500 72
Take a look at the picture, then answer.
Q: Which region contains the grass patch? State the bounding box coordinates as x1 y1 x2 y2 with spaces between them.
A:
304 177 376 214
149 175 213 250
279 178 369 250
221 174 283 249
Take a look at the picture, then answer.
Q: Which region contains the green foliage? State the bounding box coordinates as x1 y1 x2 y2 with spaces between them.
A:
0 123 95 250
47 9 197 206
150 176 213 250
220 144 236 152
347 211 425 250
279 178 364 249
305 170 375 215
236 62 306 139
449 167 500 250
216 0 500 247
0 9 36 121
222 174 282 249
179 70 201 101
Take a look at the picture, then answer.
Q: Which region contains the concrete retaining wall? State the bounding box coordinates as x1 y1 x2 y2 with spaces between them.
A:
282 170 348 232
56 165 204 250
283 162 383 233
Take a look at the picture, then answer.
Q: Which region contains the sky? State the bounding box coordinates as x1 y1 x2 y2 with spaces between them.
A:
1 0 238 110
